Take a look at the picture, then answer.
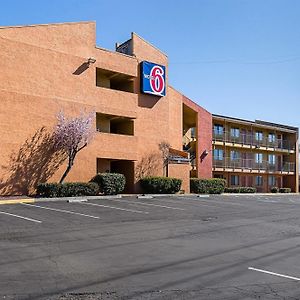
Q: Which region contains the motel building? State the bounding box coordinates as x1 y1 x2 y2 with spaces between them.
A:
0 21 298 195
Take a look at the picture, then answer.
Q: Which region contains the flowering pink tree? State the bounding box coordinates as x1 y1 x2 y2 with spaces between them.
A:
53 111 95 183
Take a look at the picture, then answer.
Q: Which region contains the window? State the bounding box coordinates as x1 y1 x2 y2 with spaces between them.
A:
230 128 240 138
230 150 240 161
214 124 223 136
268 154 276 165
213 149 224 160
231 175 239 186
255 153 263 163
268 176 276 186
191 127 196 139
96 68 135 93
255 131 263 141
255 176 263 186
96 113 134 136
268 133 276 143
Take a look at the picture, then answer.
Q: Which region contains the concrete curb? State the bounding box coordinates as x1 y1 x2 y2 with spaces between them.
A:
0 198 35 205
220 193 299 196
0 192 298 205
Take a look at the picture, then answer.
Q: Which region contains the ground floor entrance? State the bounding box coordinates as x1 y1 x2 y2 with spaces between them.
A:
97 158 135 193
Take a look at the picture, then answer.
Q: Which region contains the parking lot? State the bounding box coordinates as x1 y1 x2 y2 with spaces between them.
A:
1 194 300 299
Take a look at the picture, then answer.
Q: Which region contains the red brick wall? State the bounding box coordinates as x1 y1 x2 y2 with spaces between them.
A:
183 96 212 179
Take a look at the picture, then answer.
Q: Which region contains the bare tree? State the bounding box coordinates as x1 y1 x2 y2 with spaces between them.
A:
159 141 170 176
53 111 95 183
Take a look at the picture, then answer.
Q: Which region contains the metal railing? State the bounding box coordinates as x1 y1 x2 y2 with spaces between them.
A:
213 131 295 151
213 157 295 173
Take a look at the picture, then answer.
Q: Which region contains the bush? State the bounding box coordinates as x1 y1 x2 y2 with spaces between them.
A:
140 176 182 194
224 187 257 193
239 187 256 193
91 173 126 195
37 182 99 198
224 187 240 193
271 187 279 193
279 188 291 193
190 178 226 194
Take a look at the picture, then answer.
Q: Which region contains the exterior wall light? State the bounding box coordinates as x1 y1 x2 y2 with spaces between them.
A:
87 57 96 65
200 149 211 162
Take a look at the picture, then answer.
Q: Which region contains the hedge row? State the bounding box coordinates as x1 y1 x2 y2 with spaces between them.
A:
271 187 292 193
190 178 226 194
224 187 257 193
91 173 126 195
37 182 99 198
37 173 126 197
140 176 182 194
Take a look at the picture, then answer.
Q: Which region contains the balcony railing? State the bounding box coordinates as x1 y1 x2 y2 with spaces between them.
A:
213 157 295 173
213 131 295 151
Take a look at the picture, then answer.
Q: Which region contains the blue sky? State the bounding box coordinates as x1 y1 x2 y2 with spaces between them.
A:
1 0 299 128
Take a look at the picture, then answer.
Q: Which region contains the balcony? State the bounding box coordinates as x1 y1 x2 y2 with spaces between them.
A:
213 131 295 152
92 131 138 161
213 157 295 174
93 87 138 118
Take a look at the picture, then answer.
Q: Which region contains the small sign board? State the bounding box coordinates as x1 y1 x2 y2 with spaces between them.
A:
140 61 166 96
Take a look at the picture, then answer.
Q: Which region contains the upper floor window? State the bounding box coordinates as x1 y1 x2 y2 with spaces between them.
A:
191 127 196 139
230 150 240 161
268 154 276 165
96 113 134 136
213 149 224 160
231 128 240 138
214 124 224 136
268 133 276 143
96 68 135 93
255 153 263 163
255 131 263 141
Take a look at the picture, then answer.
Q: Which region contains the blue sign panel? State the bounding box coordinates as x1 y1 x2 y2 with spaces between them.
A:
140 61 166 96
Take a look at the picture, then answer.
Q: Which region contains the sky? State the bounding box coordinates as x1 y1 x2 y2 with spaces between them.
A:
1 0 299 128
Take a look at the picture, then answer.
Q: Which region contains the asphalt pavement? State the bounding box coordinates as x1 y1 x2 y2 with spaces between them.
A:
1 194 300 299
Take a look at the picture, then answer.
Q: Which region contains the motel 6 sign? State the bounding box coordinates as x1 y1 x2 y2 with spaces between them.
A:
140 61 166 97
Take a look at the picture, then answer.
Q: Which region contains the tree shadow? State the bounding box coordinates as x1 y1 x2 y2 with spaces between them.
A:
0 127 67 196
135 152 161 182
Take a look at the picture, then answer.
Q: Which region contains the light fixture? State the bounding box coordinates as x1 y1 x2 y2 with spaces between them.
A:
87 57 96 65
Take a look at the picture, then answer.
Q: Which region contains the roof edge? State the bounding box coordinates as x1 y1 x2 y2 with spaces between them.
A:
0 20 96 30
213 114 298 133
131 32 168 58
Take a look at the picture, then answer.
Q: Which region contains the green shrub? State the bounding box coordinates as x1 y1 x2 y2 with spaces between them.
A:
37 182 99 198
224 187 240 193
279 188 291 193
271 187 279 193
190 178 226 194
224 187 256 193
239 187 256 193
140 176 182 194
91 173 126 195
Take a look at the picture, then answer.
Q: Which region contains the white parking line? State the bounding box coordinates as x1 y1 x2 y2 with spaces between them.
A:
107 199 185 211
0 211 42 223
81 202 149 214
248 267 300 281
153 197 242 207
22 203 100 219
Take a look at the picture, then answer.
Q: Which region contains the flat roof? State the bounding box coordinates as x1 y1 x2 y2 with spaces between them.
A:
213 114 298 133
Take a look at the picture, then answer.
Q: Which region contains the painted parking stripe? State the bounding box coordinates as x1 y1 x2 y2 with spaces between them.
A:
81 202 149 214
148 197 218 207
107 199 185 211
22 203 100 219
152 197 242 207
248 267 300 281
0 211 42 223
